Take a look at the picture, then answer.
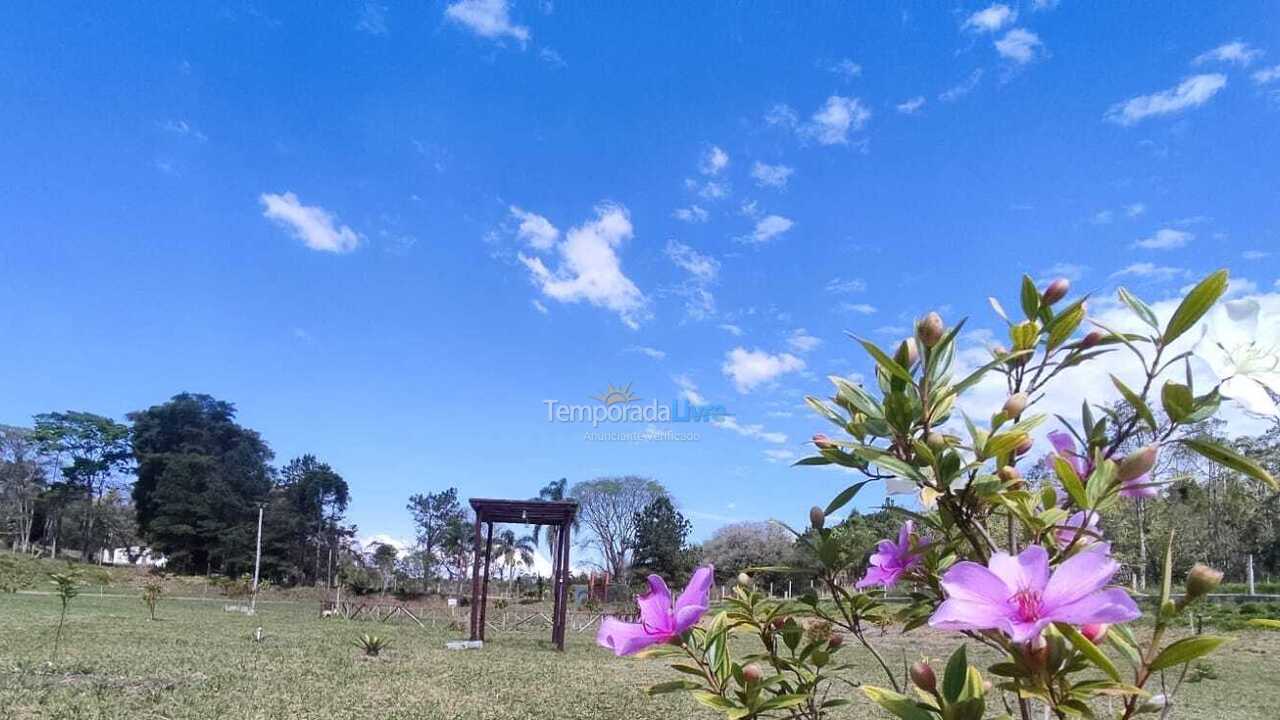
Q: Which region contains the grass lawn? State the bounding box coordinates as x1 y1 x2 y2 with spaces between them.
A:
2 592 1279 719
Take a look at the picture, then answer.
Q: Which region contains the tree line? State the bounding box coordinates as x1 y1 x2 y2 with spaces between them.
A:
1 393 351 585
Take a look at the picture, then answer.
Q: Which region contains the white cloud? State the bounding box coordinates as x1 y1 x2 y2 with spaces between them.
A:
1092 210 1115 225
1039 262 1088 283
803 96 871 145
539 47 566 67
995 28 1043 64
672 373 706 406
159 119 207 142
670 284 716 321
1134 228 1192 250
1253 65 1280 85
531 299 549 315
700 146 730 175
626 346 666 360
688 178 730 200
1126 203 1147 218
718 323 744 337
1032 0 1060 9
1193 41 1263 68
739 214 794 244
1110 262 1187 281
665 240 719 282
955 287 1280 450
939 69 984 102
722 347 806 393
841 302 878 315
825 277 867 294
765 103 799 129
787 328 822 353
897 96 927 114
1105 74 1227 126
510 206 559 250
356 2 388 35
360 534 414 555
673 205 709 223
751 162 794 189
1242 250 1270 260
519 203 649 329
829 58 863 79
964 4 1016 33
259 192 362 253
444 0 529 46
764 448 797 463
712 415 788 444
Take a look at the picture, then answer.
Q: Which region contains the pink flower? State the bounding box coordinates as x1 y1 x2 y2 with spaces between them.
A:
856 521 925 590
1048 430 1156 499
1055 510 1102 549
597 566 714 656
929 544 1139 644
1081 623 1109 643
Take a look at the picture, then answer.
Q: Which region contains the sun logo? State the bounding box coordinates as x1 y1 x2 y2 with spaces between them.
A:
593 383 639 406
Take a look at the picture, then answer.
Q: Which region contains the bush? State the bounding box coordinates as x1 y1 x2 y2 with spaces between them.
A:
353 634 391 657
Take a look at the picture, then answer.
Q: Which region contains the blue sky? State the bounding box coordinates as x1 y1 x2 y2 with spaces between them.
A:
3 2 1279 553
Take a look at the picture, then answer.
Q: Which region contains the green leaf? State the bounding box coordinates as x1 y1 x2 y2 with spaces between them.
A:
1111 375 1157 432
1248 619 1280 630
1117 287 1159 330
1053 456 1089 509
1020 274 1040 321
1160 381 1195 424
1057 624 1121 682
1182 437 1279 491
792 456 833 466
1149 636 1231 672
942 644 968 703
691 691 738 711
855 337 915 385
1163 269 1228 344
861 686 933 720
758 694 810 711
852 447 925 482
1159 529 1175 611
825 480 873 515
1046 298 1087 350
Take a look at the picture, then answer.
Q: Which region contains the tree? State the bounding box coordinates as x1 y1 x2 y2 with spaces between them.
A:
31 412 132 562
701 521 799 587
265 455 350 585
530 478 579 549
570 476 666 582
492 528 535 580
628 495 694 585
406 488 465 581
0 426 49 554
371 543 398 595
130 394 273 575
439 513 475 583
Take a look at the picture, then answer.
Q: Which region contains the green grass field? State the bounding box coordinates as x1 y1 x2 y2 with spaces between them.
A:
3 592 1279 719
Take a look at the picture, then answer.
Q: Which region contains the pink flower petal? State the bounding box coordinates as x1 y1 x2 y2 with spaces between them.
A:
1043 544 1119 609
939 562 1012 605
1048 587 1140 626
929 598 1010 632
1007 618 1053 645
635 574 674 634
988 546 1050 594
597 617 665 656
675 565 714 618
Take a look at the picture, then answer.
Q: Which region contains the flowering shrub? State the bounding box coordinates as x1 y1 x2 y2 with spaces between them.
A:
598 270 1280 719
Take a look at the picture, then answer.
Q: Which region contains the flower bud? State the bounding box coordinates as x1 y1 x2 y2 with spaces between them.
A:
992 344 1008 359
809 506 825 530
1080 623 1109 643
828 632 844 649
1042 278 1070 306
898 338 919 367
1015 434 1034 455
925 431 946 451
1081 330 1104 349
909 661 937 693
771 616 787 630
1003 392 1029 418
742 663 765 684
1185 563 1223 602
812 433 834 450
737 572 753 587
1117 444 1158 482
998 465 1021 483
917 312 945 347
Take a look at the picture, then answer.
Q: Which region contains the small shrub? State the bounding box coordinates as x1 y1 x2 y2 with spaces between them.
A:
141 578 164 621
493 598 508 610
1188 660 1219 683
354 634 391 657
48 571 80 662
0 555 37 593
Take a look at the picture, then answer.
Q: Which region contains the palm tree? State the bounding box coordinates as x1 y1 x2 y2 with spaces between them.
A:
529 478 570 550
492 528 535 585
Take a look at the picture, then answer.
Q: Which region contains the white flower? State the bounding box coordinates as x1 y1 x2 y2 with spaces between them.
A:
1193 299 1280 417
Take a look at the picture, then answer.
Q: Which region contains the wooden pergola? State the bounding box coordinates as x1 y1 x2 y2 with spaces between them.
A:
468 498 578 650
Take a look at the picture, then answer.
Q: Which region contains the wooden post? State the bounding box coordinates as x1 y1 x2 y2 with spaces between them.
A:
554 519 572 650
468 511 485 641
479 522 495 640
549 525 563 647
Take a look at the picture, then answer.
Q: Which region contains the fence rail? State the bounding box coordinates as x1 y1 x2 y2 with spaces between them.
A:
320 600 637 633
